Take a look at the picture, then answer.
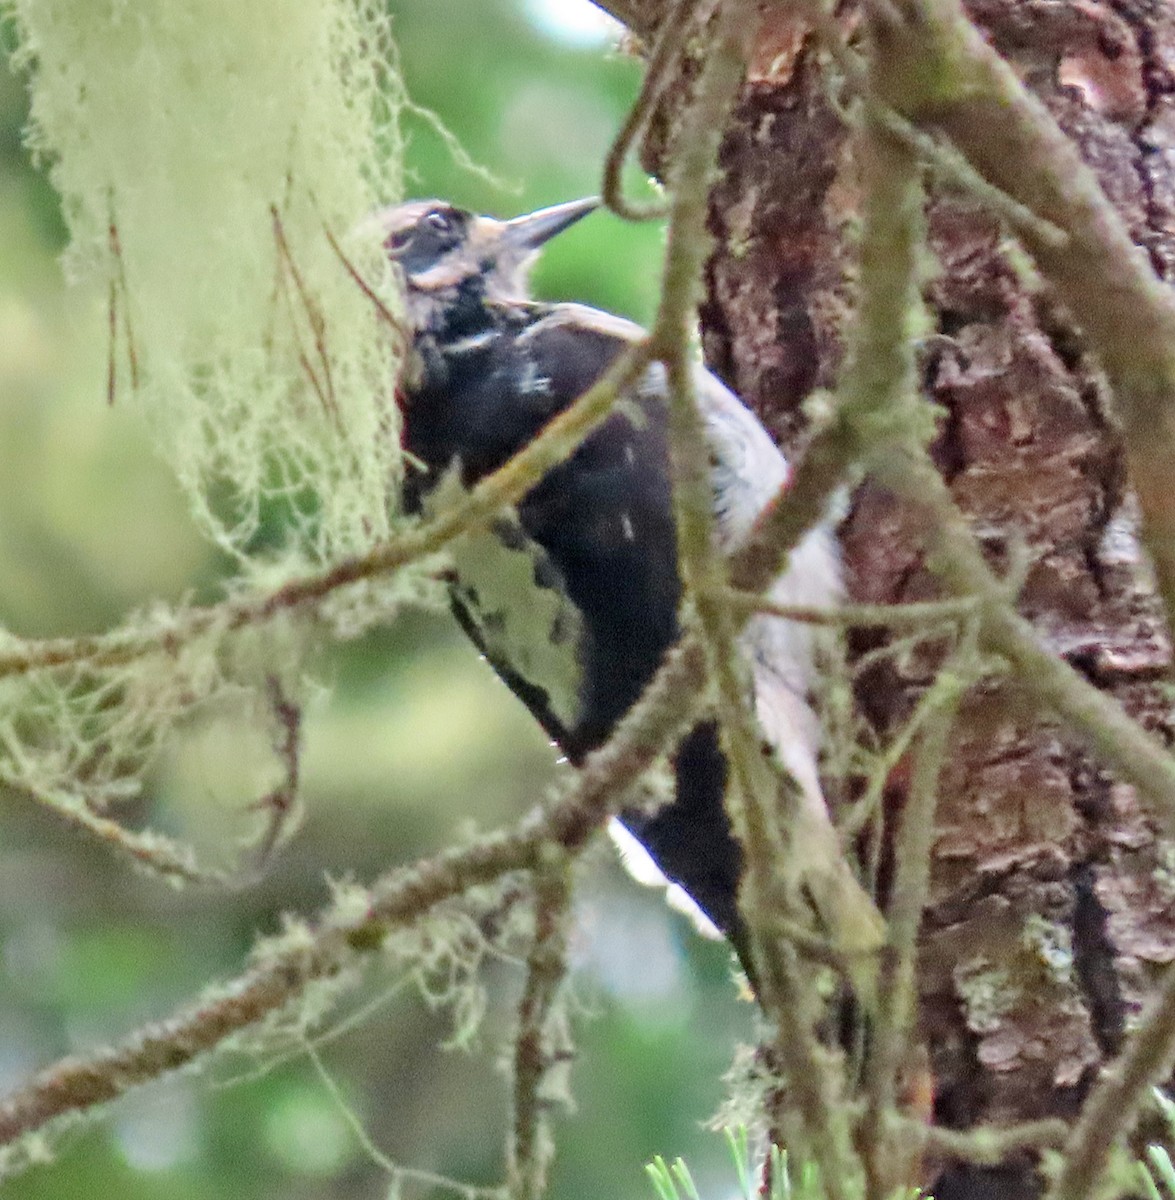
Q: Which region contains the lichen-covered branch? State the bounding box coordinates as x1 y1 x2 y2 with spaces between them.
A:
644 0 874 1188
0 625 708 1153
0 342 651 684
726 592 980 629
508 853 572 1200
0 828 535 1149
825 103 933 1200
917 1119 1070 1166
600 0 691 220
862 646 968 1199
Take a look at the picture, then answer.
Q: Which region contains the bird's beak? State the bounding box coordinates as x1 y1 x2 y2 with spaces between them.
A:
501 197 599 252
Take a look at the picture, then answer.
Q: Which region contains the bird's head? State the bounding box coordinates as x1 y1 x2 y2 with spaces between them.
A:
370 197 598 324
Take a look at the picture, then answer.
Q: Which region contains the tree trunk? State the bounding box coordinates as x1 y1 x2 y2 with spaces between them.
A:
628 2 1175 1196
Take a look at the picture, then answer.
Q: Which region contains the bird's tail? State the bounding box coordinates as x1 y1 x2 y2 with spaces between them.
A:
751 651 886 1007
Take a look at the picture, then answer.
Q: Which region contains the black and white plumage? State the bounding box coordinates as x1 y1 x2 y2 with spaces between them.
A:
380 197 872 969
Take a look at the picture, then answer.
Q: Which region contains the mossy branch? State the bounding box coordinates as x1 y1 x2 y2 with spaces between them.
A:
862 636 970 1200
0 343 651 685
0 827 535 1149
508 852 573 1200
823 103 933 1199
0 626 710 1152
643 0 875 1189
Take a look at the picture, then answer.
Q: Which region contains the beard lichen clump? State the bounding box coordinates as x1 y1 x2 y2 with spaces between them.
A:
0 1 414 883
4 0 406 565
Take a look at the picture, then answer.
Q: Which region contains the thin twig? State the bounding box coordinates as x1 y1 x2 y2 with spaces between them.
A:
861 629 972 1199
272 204 338 421
105 202 140 405
724 590 980 629
843 635 977 848
3 773 214 887
248 676 304 873
321 214 409 354
912 1118 1070 1164
601 0 694 220
755 937 858 1198
508 853 572 1200
0 828 534 1149
0 343 652 683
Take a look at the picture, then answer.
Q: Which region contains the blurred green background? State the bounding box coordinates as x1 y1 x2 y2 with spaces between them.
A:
0 3 753 1198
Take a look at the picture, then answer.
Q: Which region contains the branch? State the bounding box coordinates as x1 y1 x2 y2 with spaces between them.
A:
915 1118 1070 1165
647 0 872 1188
725 591 980 629
508 852 572 1200
0 342 652 684
862 633 972 1199
600 0 692 219
819 104 933 1200
0 828 537 1148
0 617 713 1151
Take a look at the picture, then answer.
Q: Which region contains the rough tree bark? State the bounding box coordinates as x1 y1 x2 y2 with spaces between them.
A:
616 2 1175 1197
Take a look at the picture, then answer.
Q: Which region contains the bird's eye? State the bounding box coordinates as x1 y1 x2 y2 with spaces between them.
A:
425 209 453 233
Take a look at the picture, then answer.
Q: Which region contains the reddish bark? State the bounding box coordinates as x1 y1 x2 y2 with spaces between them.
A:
635 2 1175 1195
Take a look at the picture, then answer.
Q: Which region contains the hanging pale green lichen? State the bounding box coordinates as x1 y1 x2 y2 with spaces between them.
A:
3 0 405 565
0 1 415 883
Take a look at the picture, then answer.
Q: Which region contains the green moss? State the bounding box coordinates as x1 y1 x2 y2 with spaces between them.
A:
1021 913 1075 986
954 956 1018 1033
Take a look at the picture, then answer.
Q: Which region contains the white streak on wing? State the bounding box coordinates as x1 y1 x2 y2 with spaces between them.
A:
608 819 722 939
444 330 496 355
518 357 552 395
526 303 646 345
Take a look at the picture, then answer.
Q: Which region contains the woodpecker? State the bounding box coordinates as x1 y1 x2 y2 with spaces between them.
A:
379 197 882 976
